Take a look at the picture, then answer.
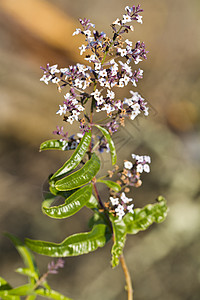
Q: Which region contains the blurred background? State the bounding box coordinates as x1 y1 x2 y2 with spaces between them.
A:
0 0 200 299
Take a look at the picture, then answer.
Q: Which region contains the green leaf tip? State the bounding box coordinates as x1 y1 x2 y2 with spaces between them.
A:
97 179 121 192
39 140 69 151
95 125 117 165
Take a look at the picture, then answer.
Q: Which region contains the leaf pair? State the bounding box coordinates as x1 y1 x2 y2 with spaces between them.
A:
25 198 168 266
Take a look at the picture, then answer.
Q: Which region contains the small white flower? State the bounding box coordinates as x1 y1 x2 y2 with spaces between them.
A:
60 68 68 73
122 14 132 24
131 79 137 87
83 30 91 37
91 89 101 100
99 69 107 77
113 18 121 26
124 75 130 86
121 192 132 203
127 204 134 214
115 100 122 110
125 6 132 14
118 48 127 57
110 197 119 206
130 110 139 120
107 90 115 99
94 63 101 71
76 104 85 112
143 164 150 173
137 164 144 173
97 78 105 87
40 74 52 85
125 39 133 47
124 161 133 170
131 103 140 111
132 154 136 159
72 28 81 36
135 56 142 64
96 96 104 106
52 77 60 84
77 133 83 138
49 65 60 75
74 78 83 89
56 104 66 116
136 15 143 24
109 59 116 65
115 204 125 220
118 78 125 88
79 44 87 55
67 116 74 124
72 110 80 121
144 155 151 164
101 103 114 114
137 69 144 77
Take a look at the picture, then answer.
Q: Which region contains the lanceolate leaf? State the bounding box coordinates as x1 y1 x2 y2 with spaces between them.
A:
15 268 39 281
26 224 109 257
35 288 72 300
95 125 117 165
5 234 39 285
110 216 127 268
97 179 121 192
42 185 92 219
51 131 92 180
123 197 168 235
40 140 69 151
55 153 100 191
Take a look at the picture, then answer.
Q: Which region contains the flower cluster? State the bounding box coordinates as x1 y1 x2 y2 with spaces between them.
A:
108 153 151 188
40 4 148 133
48 258 65 275
109 192 134 220
106 153 151 219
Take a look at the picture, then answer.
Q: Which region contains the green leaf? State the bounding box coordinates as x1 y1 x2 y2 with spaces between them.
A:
26 224 109 257
5 284 34 296
15 268 39 281
85 194 98 209
95 125 117 165
55 153 100 191
35 288 72 300
42 185 92 219
0 277 20 300
110 216 127 268
51 131 92 180
5 234 39 285
123 197 168 235
97 179 121 192
40 140 69 151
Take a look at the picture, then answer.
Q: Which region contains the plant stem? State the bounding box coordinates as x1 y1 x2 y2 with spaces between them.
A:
120 254 133 300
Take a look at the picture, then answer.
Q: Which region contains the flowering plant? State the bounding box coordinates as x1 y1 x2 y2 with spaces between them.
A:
17 4 168 299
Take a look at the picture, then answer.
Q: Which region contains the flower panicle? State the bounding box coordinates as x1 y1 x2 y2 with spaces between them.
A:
47 258 65 275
